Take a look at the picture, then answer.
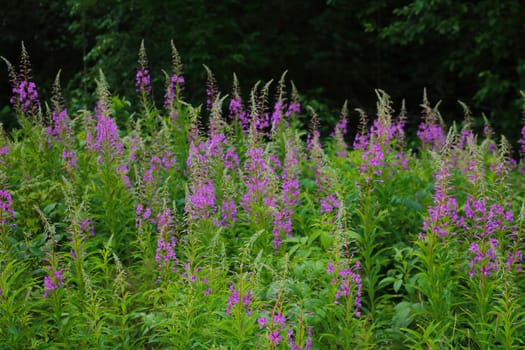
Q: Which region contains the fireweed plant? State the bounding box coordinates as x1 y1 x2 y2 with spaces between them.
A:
0 42 524 349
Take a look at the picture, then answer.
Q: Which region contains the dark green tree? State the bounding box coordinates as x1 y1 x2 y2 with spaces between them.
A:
380 0 525 143
1 0 523 145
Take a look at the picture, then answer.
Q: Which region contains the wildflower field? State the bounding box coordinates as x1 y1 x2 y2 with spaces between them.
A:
1 42 525 349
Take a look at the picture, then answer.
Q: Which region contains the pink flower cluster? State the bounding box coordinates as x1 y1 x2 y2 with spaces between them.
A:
327 260 362 317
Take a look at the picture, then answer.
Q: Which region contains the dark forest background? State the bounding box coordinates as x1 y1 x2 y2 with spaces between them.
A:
1 0 524 147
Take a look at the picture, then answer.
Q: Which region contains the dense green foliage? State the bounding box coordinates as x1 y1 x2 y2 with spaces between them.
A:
1 1 524 144
1 45 525 348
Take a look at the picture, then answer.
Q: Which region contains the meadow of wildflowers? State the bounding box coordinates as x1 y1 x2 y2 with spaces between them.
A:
0 42 524 349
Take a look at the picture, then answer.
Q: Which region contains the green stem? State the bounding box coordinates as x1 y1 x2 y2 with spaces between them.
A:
361 186 377 318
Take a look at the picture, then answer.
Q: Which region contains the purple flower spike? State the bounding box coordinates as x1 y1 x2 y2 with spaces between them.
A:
258 317 268 329
43 267 64 298
226 284 252 316
0 190 15 225
164 74 185 109
11 80 40 115
135 69 152 95
269 330 283 346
